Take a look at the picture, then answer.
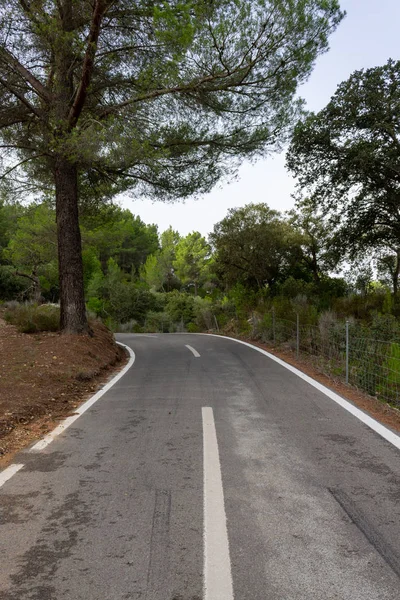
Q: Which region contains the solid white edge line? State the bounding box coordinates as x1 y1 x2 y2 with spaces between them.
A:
185 344 200 358
29 342 136 452
202 406 234 600
198 333 400 452
0 463 24 489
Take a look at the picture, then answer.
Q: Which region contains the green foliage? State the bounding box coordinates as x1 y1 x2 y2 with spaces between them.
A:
210 203 303 290
382 290 394 315
82 248 102 291
174 232 212 294
193 296 215 331
144 311 171 333
287 59 400 289
382 343 400 386
5 204 57 269
86 258 158 324
142 227 181 291
227 283 260 318
278 277 311 299
0 200 22 264
4 303 60 333
287 197 338 280
165 291 195 325
0 266 27 300
82 207 159 275
0 0 344 203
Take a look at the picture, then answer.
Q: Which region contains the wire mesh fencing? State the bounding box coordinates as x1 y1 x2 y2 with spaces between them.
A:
249 312 400 409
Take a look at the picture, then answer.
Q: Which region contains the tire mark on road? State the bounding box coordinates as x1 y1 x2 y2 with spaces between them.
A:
145 489 172 599
329 487 400 579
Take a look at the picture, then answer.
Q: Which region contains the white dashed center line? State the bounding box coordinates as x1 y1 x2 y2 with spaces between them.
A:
185 344 200 358
202 406 234 600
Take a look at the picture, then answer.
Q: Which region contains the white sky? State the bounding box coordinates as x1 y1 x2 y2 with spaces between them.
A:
120 0 400 237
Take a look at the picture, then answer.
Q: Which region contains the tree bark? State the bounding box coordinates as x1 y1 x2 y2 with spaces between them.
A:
54 156 89 333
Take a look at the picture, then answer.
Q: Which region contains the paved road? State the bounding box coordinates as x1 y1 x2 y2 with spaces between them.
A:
1 334 400 599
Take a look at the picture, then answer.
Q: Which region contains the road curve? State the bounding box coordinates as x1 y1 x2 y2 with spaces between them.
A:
0 333 399 599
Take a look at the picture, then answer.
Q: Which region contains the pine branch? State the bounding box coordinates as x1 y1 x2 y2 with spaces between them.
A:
0 48 52 103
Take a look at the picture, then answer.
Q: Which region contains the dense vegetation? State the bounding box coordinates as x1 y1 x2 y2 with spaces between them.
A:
1 194 398 337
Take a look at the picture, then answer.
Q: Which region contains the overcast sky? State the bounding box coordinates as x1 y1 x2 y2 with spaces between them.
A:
120 0 400 237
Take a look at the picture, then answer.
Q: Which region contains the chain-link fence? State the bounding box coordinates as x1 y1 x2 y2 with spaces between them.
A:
115 308 400 408
247 311 400 409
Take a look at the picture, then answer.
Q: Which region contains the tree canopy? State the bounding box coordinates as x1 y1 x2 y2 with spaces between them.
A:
174 231 211 295
210 203 303 290
286 59 400 289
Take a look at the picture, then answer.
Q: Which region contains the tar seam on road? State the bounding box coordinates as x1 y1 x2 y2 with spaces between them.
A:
29 342 136 452
202 334 400 452
202 407 234 600
185 344 201 358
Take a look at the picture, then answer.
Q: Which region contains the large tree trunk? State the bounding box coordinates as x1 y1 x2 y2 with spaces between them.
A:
54 156 89 333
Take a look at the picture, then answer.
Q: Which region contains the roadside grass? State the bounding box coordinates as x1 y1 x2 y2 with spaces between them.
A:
4 303 60 333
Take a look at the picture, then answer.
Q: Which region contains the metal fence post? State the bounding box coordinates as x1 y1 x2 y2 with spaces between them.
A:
272 306 276 344
213 314 219 332
296 313 299 358
345 320 349 384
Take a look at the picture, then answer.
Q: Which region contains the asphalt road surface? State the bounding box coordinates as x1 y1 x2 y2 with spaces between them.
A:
1 333 400 599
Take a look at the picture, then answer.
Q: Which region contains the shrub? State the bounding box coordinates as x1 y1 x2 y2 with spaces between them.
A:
86 296 106 316
0 266 27 300
165 290 195 324
114 319 142 333
193 296 214 330
187 322 201 333
144 311 171 332
5 303 60 333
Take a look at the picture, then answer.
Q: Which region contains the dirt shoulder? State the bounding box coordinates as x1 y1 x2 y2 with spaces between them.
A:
0 316 127 467
235 335 400 434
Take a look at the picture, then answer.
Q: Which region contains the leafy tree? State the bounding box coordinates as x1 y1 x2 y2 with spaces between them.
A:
87 258 157 324
5 203 58 301
376 250 400 295
287 197 337 282
0 0 344 332
210 203 302 290
82 207 158 274
165 290 195 325
174 232 211 295
0 200 22 263
287 59 400 293
142 227 181 292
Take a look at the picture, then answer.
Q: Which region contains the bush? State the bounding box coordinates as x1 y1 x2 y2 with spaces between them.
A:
5 303 60 333
165 290 195 324
144 311 171 332
187 322 201 333
114 319 142 333
193 296 214 330
0 266 27 300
